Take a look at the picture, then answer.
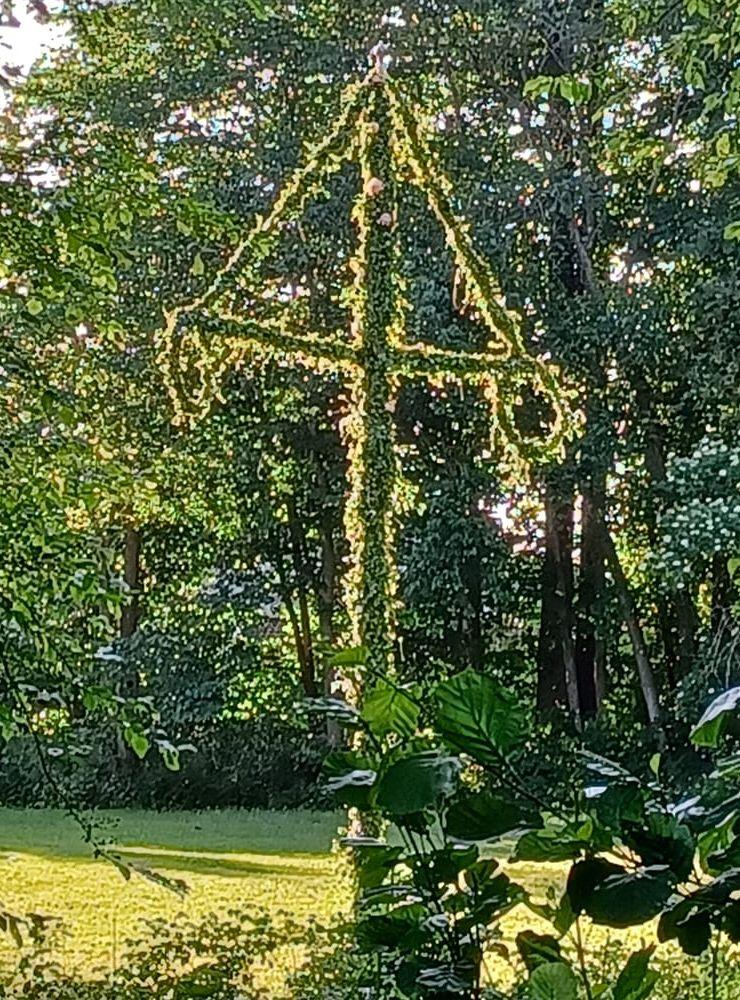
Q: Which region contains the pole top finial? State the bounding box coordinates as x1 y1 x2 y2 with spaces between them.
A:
369 42 390 84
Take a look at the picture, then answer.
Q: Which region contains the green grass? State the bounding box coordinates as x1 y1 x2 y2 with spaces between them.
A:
0 807 642 993
0 807 349 983
1 808 733 997
0 806 344 859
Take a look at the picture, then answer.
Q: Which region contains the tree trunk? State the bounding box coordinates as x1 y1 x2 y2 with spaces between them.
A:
283 588 317 698
286 499 318 698
602 525 661 726
317 512 342 744
575 475 605 718
635 375 698 679
463 553 485 667
296 585 318 698
535 13 595 727
537 479 578 721
317 514 337 650
117 525 142 765
674 588 699 676
120 526 141 641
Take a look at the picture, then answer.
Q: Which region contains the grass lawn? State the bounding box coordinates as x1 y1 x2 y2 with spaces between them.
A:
0 807 628 991
0 807 349 985
0 808 728 997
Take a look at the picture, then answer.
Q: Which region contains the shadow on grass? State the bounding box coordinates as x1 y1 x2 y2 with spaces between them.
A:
111 847 330 880
0 807 342 865
0 846 328 881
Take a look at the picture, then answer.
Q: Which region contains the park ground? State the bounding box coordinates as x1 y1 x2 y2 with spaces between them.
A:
0 807 564 988
0 807 349 990
0 808 725 996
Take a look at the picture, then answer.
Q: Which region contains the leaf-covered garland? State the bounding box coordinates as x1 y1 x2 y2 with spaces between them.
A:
387 82 570 465
155 78 366 427
342 85 401 676
154 73 573 675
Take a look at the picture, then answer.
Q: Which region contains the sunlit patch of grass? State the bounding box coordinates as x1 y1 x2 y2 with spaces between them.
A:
493 860 740 997
0 807 349 991
1 810 737 997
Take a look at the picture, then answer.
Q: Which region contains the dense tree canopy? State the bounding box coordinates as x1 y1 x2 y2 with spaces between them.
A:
5 0 737 723
1 1 740 991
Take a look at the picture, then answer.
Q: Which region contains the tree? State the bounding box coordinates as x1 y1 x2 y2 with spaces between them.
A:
3 0 740 777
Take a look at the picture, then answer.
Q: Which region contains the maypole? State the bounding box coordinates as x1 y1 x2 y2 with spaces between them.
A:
343 54 400 677
155 52 571 682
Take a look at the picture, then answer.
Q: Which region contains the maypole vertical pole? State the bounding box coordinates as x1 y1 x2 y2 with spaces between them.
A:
345 49 399 679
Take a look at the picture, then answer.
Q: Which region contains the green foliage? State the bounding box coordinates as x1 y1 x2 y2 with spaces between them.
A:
657 440 740 582
3 0 739 821
528 962 579 1000
613 948 659 1000
318 653 740 998
0 716 327 811
583 868 674 928
446 791 539 844
374 752 460 815
3 2 740 993
435 668 528 760
0 905 359 1000
363 679 420 740
691 687 740 747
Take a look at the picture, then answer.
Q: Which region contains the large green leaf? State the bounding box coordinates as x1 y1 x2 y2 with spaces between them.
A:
591 784 645 831
357 904 426 951
528 962 578 1000
706 836 740 873
434 668 527 763
697 811 736 871
713 753 740 779
691 686 740 747
324 768 377 809
724 900 740 943
658 901 712 956
305 697 362 728
566 857 623 913
355 844 404 890
363 679 420 738
428 844 479 885
375 753 460 815
624 813 695 881
700 791 740 838
585 867 674 928
416 964 477 994
613 947 658 1000
691 867 740 904
513 819 593 863
674 911 712 956
463 867 520 925
446 791 539 843
323 750 377 809
328 646 367 667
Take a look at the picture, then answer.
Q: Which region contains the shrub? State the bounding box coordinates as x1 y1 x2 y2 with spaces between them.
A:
0 716 329 811
0 907 335 999
312 651 740 999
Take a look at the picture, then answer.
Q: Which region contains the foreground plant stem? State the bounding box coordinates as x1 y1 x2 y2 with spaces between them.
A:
711 929 720 1000
573 917 593 1000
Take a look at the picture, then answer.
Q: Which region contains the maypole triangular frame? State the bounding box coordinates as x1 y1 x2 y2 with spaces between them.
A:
156 76 368 424
155 71 572 673
387 83 567 452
